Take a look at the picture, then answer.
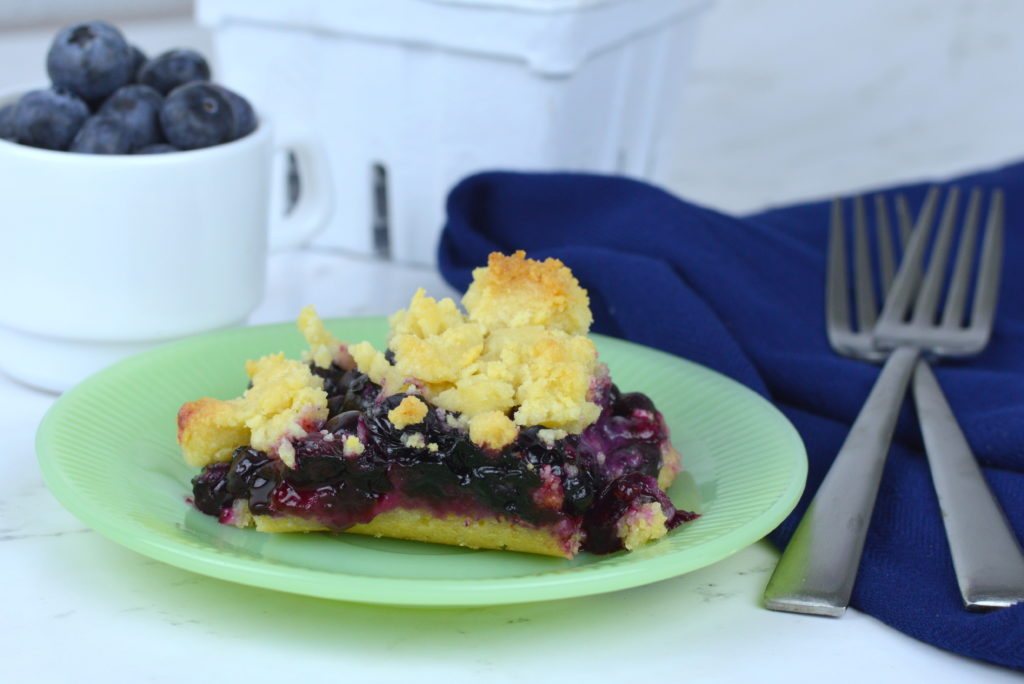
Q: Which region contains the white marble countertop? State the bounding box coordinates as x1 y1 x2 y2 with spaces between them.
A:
3 2 1024 681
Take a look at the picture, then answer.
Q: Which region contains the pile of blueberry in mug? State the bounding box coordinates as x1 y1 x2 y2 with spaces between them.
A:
0 20 256 154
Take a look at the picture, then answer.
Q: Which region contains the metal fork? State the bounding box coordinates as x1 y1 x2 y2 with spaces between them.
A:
875 187 1024 610
763 186 1016 616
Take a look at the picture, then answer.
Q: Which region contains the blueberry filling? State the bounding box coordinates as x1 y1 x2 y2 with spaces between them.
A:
191 367 697 554
583 472 699 555
312 363 378 417
191 462 231 516
227 447 279 514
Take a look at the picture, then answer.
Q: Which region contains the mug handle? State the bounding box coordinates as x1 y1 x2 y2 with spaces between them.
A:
269 137 333 251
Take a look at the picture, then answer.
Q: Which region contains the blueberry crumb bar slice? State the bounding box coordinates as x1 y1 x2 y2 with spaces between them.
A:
179 251 697 558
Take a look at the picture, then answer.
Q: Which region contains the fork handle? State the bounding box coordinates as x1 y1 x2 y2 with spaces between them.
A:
764 345 919 616
913 360 1024 610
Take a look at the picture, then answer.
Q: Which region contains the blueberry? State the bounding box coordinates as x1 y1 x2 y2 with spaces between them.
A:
134 143 179 154
70 115 133 154
191 463 233 516
364 394 410 443
312 365 376 413
468 466 530 515
339 372 375 412
324 410 361 434
615 392 656 416
138 49 211 95
562 470 596 515
222 449 281 515
287 436 348 487
311 363 355 404
46 21 133 103
128 44 147 80
353 453 395 496
212 85 257 140
225 447 274 498
438 434 479 473
0 104 16 141
98 84 163 148
13 88 89 150
159 82 234 150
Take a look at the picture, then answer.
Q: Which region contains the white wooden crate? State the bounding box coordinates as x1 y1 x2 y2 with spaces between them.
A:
197 0 711 263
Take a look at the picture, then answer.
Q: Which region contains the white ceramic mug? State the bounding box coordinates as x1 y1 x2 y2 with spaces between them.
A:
0 89 331 392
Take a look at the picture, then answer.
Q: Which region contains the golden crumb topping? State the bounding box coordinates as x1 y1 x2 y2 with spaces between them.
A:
348 251 602 446
462 250 592 335
391 289 466 338
177 353 328 468
180 252 602 463
402 432 427 449
390 291 486 384
347 341 398 391
388 395 429 429
297 304 355 370
468 410 519 449
177 398 250 469
343 435 365 456
616 502 670 551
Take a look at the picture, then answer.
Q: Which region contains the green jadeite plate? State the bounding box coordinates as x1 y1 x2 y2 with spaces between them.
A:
36 317 806 606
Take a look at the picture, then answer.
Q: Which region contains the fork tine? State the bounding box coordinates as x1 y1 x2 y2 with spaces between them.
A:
827 198 851 337
940 188 983 329
880 186 941 324
913 187 961 326
874 194 896 292
895 194 913 251
853 196 877 331
969 188 1005 333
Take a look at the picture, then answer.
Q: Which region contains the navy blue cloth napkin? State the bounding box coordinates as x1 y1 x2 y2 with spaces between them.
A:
437 163 1024 671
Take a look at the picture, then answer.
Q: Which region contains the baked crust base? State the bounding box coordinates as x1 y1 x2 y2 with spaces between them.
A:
253 509 579 558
